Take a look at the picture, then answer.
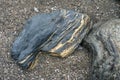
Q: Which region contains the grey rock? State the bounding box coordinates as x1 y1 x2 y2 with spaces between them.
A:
11 9 91 69
83 19 120 80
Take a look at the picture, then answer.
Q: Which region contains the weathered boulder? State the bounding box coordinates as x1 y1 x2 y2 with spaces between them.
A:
11 9 91 69
83 19 120 80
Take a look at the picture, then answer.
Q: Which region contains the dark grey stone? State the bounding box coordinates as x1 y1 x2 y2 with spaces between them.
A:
11 9 91 69
83 19 120 80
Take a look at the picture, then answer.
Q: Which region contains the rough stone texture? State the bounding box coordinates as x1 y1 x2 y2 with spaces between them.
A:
0 0 119 80
11 9 91 69
83 19 120 80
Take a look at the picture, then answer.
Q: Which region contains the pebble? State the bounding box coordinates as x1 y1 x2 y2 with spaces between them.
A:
34 7 39 12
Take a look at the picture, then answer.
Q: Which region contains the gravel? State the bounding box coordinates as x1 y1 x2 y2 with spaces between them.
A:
0 0 119 80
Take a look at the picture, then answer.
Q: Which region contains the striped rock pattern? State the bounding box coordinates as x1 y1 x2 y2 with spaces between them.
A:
11 9 91 69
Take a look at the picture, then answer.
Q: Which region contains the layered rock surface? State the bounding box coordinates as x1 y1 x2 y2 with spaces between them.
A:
11 9 91 69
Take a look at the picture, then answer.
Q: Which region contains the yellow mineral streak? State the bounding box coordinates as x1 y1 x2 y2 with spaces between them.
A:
40 17 74 48
60 45 76 57
50 15 88 55
40 12 79 50
19 53 33 64
67 15 84 43
43 13 89 58
50 52 61 57
50 43 65 52
28 53 40 69
40 30 58 48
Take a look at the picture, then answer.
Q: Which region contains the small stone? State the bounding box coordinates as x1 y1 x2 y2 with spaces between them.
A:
55 69 60 72
51 6 57 10
34 7 39 12
41 78 44 80
96 6 99 10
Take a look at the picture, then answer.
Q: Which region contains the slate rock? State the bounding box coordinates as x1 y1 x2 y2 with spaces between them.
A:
11 9 91 69
83 19 120 80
